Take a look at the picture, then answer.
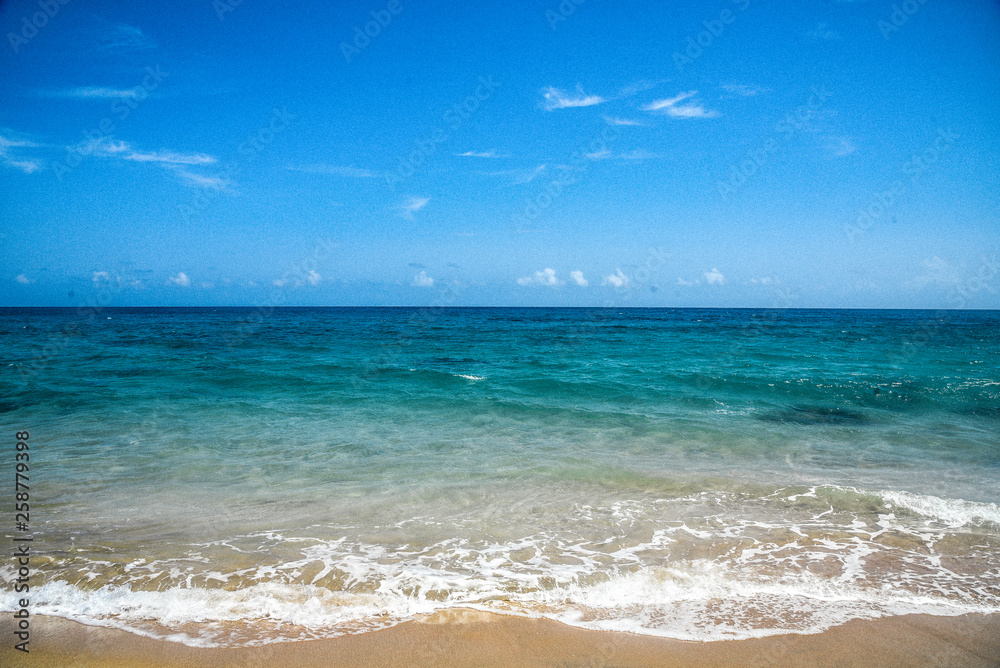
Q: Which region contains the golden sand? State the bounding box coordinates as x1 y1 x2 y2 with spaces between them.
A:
2 610 999 667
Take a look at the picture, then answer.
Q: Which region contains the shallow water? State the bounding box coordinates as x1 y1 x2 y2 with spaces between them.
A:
2 307 998 646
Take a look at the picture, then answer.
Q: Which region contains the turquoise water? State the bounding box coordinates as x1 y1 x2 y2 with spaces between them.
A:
2 307 999 646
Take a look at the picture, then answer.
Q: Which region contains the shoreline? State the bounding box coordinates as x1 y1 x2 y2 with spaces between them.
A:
2 610 998 667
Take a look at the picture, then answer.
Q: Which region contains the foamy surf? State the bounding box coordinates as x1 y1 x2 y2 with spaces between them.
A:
6 483 999 648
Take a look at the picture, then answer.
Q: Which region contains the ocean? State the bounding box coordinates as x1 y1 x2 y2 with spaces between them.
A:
2 307 998 647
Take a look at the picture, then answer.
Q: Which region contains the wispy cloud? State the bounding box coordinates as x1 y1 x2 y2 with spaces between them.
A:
0 131 43 174
541 86 605 111
171 169 231 190
100 23 157 52
569 270 588 287
286 164 380 178
125 150 215 165
807 22 841 41
585 149 611 161
412 270 435 287
38 86 149 100
603 116 646 127
643 91 719 119
677 277 697 286
77 137 224 188
618 80 659 97
15 274 34 284
517 268 563 287
399 196 430 219
722 84 767 97
827 137 857 156
455 150 508 158
512 164 547 184
619 149 660 160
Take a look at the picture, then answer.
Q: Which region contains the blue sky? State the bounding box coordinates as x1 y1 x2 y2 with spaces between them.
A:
1 0 998 307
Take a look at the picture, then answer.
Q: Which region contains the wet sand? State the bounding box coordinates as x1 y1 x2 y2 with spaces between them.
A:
2 610 998 667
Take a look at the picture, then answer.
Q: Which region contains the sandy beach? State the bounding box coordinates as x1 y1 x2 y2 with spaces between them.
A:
2 610 998 667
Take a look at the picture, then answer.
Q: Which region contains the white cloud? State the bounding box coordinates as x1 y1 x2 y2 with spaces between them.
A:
167 272 191 287
125 150 216 165
643 91 696 111
913 256 963 288
512 164 547 184
603 116 646 126
171 168 231 190
273 278 288 287
1 156 42 173
677 277 697 286
541 86 605 111
827 137 857 156
40 86 148 100
0 131 43 173
306 270 322 286
807 22 841 41
74 137 225 188
585 149 611 161
455 150 507 158
412 271 435 287
518 268 563 287
748 276 774 285
619 149 660 160
704 268 725 285
92 271 111 284
569 270 588 287
102 23 157 51
643 91 719 119
15 274 34 284
602 269 629 288
399 196 430 219
286 164 379 178
722 84 766 97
